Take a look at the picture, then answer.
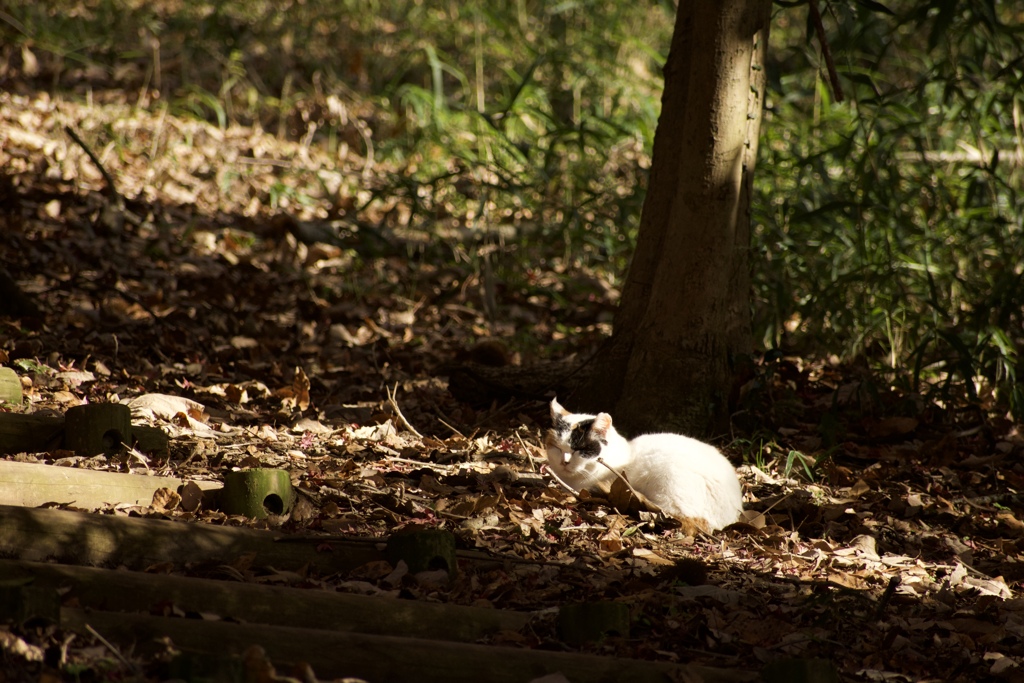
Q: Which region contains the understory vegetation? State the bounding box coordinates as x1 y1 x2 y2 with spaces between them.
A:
5 0 1021 418
4 3 1024 682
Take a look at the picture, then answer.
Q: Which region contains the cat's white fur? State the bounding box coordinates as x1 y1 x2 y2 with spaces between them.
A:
544 399 743 533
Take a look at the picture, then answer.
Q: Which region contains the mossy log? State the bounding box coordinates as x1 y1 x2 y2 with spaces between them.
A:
221 468 294 518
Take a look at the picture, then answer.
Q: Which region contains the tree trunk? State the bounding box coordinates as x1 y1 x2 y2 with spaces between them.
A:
575 0 771 437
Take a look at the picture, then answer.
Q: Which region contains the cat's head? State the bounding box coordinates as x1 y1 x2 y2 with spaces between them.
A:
545 398 615 470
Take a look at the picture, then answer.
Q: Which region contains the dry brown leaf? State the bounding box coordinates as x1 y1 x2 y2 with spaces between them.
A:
151 487 181 512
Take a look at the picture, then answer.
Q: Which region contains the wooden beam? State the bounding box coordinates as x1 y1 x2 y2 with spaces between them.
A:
0 412 168 455
0 504 382 573
0 460 220 509
0 559 530 643
63 607 756 683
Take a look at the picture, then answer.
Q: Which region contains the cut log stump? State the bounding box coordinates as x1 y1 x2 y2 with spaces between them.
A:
64 403 132 457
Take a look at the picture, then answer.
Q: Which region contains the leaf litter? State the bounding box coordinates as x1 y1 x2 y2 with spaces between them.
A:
2 87 1024 683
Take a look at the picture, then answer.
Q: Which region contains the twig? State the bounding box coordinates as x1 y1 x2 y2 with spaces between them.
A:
455 548 573 568
386 383 424 439
435 412 465 438
808 0 845 103
85 624 138 673
514 430 537 472
759 492 794 516
64 125 124 201
125 445 151 472
382 455 450 471
873 575 900 619
542 462 581 496
596 457 660 512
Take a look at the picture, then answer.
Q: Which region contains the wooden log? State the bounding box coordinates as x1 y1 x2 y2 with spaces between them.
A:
62 608 756 683
0 582 60 626
132 424 169 455
0 413 64 454
0 412 168 456
0 504 382 573
762 658 839 683
0 460 220 510
557 601 631 646
0 559 530 643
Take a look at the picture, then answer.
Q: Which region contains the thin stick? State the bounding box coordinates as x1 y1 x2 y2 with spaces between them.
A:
64 125 124 201
873 575 901 620
435 413 465 438
808 0 845 103
596 457 652 508
515 431 537 472
126 445 151 472
386 383 424 439
383 455 449 471
542 462 581 495
85 624 137 672
455 548 574 568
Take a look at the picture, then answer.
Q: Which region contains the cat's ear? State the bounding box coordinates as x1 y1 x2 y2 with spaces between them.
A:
550 398 569 418
592 413 613 437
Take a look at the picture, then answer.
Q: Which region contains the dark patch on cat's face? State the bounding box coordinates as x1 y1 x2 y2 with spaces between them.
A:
568 418 606 459
552 415 570 434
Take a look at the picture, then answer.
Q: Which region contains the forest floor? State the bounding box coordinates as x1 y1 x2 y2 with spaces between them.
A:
3 85 1024 683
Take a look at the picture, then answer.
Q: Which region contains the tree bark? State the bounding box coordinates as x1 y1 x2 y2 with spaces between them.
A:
575 0 771 438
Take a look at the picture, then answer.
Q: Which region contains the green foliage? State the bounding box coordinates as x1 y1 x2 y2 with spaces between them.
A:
754 1 1024 419
782 449 817 482
4 0 1022 416
4 0 668 296
355 1 663 275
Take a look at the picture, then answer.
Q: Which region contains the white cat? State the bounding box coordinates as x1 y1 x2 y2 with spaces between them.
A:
544 399 743 533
